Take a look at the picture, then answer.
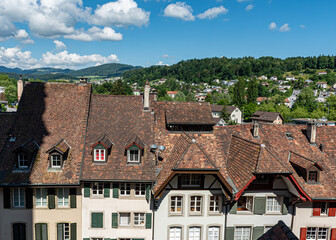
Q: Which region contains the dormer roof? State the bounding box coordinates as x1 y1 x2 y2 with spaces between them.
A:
46 139 71 154
91 135 113 149
289 152 323 170
13 139 39 153
125 135 145 150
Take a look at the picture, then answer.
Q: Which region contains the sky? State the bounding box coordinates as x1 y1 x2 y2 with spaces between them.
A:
0 0 335 70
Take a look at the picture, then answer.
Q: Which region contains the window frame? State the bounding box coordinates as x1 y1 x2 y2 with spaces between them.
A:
189 195 203 215
57 188 69 208
119 212 131 226
133 212 145 226
58 223 70 240
18 153 28 169
188 226 202 240
120 183 131 196
51 154 62 168
169 226 182 240
308 170 318 183
127 149 140 164
35 188 48 207
92 182 104 196
234 226 252 240
135 183 146 196
209 195 221 214
208 226 220 240
13 187 25 208
237 196 253 212
306 227 329 240
94 149 106 162
170 195 183 215
320 202 328 215
266 196 282 213
181 174 201 188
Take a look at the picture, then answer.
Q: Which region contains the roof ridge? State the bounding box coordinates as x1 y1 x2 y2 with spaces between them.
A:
231 134 260 146
290 151 316 163
263 146 292 173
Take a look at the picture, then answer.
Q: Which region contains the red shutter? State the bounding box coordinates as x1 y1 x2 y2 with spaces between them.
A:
331 229 336 240
329 202 336 217
313 202 321 216
300 228 307 240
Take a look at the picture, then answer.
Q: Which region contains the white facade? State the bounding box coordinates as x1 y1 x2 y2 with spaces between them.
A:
230 108 242 124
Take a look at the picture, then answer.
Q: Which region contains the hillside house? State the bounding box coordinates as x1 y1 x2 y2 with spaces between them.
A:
286 76 296 81
251 111 284 124
270 76 278 81
167 91 178 99
317 82 328 89
211 105 242 124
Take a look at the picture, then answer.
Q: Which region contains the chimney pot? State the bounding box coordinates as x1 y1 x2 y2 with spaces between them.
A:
253 122 259 138
307 121 317 144
143 80 150 111
17 75 24 102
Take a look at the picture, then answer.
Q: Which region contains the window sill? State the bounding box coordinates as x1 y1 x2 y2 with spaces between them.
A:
237 211 253 215
47 168 62 172
189 212 203 216
12 168 30 173
208 211 222 216
265 212 282 215
92 162 107 165
169 212 184 217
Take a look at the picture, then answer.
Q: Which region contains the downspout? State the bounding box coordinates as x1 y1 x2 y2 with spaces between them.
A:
291 202 296 230
152 191 155 240
224 204 228 240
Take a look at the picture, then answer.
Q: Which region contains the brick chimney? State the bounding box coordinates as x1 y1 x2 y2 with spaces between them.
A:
253 122 259 138
143 80 150 111
307 120 317 144
17 75 24 102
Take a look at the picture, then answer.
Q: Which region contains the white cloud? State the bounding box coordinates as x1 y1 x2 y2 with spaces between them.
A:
90 0 150 27
269 22 277 30
237 0 251 2
164 2 195 21
0 47 40 69
155 61 169 66
300 24 306 29
162 54 169 58
65 27 123 41
279 23 290 32
245 4 254 11
197 6 228 19
54 40 67 50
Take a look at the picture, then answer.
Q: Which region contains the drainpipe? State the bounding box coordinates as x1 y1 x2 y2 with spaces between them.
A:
291 198 301 230
224 202 228 240
152 194 155 240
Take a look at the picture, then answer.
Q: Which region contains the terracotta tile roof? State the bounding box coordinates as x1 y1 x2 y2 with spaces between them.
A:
14 139 40 153
289 152 322 170
92 135 113 149
259 220 298 240
46 139 70 154
0 112 15 153
126 135 145 150
81 94 155 182
0 82 91 185
251 111 283 122
211 105 237 115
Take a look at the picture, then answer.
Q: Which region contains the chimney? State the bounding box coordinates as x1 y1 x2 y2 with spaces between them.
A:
253 122 259 138
143 80 150 111
307 121 317 144
79 77 88 83
17 75 24 102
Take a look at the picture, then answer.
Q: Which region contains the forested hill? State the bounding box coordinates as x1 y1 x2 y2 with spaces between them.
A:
69 63 142 77
122 56 336 84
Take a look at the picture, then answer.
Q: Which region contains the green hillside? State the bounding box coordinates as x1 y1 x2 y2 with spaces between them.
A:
69 63 141 77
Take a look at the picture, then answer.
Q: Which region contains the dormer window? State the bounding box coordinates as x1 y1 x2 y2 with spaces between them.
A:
308 171 318 183
94 149 106 162
13 139 39 171
128 149 140 163
91 135 113 163
18 153 28 168
46 139 70 169
125 136 145 165
51 154 62 168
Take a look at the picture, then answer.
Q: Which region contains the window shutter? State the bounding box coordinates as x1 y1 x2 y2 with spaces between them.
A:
145 184 151 202
145 213 152 229
35 223 42 240
104 183 110 198
329 202 336 217
70 223 77 240
331 228 336 240
57 223 63 240
112 212 118 228
104 239 111 240
132 239 145 240
282 196 289 215
113 183 119 198
84 183 90 198
253 197 266 215
252 226 264 240
70 188 76 208
312 202 321 216
91 212 103 228
3 187 10 208
300 228 307 240
48 188 55 209
225 227 234 239
229 201 237 214
83 239 90 240
42 223 48 240
26 188 33 209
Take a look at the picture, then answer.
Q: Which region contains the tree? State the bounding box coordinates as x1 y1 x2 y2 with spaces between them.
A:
243 102 257 121
174 92 186 102
205 93 213 104
4 85 17 104
232 78 245 107
185 92 196 102
220 105 230 122
246 78 258 103
294 87 317 112
110 79 133 95
0 104 5 112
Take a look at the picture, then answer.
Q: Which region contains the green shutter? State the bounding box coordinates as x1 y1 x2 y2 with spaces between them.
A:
35 223 42 240
104 183 110 198
253 197 266 215
70 223 77 240
112 213 118 228
104 238 111 240
145 213 152 229
252 226 264 240
42 223 48 240
145 184 151 202
91 212 103 228
112 183 119 198
132 239 145 240
229 201 237 214
57 223 63 240
84 183 90 198
70 188 76 208
83 239 90 240
35 223 48 240
26 188 33 209
225 227 234 239
282 196 289 215
48 188 55 209
3 187 10 208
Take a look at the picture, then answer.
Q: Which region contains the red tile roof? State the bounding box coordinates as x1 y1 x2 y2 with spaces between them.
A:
0 112 15 153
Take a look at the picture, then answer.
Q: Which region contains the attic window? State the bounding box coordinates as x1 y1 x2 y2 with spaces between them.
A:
94 149 105 162
285 132 294 140
18 153 28 169
308 171 318 183
46 139 70 169
51 154 62 168
91 135 113 163
127 146 141 163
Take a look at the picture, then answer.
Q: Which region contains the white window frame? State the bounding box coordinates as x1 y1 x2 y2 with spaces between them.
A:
60 223 70 240
320 202 328 215
51 154 62 168
120 183 131 196
18 153 28 169
237 196 253 212
13 187 25 207
170 196 183 214
209 196 221 213
266 196 281 213
119 213 131 226
94 149 105 162
135 183 145 196
92 182 103 196
127 149 140 163
190 196 202 214
169 226 182 240
133 213 145 226
57 188 69 207
189 226 201 240
35 188 47 207
307 227 329 240
234 226 251 240
208 226 220 240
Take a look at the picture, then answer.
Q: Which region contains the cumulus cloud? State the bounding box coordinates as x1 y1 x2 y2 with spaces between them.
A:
155 61 169 66
245 4 254 11
279 23 290 32
0 47 40 69
162 54 169 58
269 22 277 30
197 6 228 19
91 0 150 27
54 40 67 50
65 27 123 41
164 2 195 21
300 24 306 29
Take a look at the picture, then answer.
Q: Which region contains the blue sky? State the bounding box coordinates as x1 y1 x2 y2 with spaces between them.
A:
0 0 335 69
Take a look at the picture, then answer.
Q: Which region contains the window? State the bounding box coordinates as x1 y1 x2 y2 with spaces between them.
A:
35 223 48 240
91 238 103 240
51 154 61 168
94 149 105 161
170 227 182 240
35 188 47 207
127 149 140 163
91 212 103 228
13 188 25 207
307 227 328 240
134 213 145 226
57 223 69 240
181 174 201 187
308 171 318 183
119 213 131 226
266 197 281 212
208 226 220 240
209 196 220 213
13 223 26 240
264 226 273 233
18 154 28 168
57 188 69 207
92 183 103 196
234 227 251 240
170 196 183 214
135 183 146 196
237 196 253 212
120 183 131 196
320 202 328 215
189 227 201 240
190 196 202 213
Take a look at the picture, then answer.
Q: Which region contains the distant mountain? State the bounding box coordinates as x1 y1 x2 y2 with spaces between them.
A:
68 63 142 77
22 67 72 75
